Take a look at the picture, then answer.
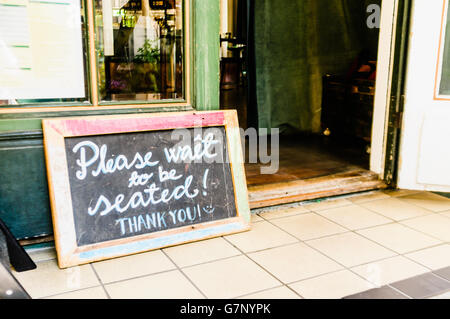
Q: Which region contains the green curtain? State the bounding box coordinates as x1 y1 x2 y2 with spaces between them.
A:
254 0 381 133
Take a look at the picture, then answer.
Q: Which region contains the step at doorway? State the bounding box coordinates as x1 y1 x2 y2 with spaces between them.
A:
245 135 387 209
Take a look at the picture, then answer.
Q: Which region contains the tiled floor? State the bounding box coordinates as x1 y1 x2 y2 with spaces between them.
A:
11 190 450 299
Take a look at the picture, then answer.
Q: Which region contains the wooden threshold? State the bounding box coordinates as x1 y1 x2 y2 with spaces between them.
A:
248 168 387 209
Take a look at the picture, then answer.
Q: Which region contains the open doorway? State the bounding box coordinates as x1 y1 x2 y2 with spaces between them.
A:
220 0 387 208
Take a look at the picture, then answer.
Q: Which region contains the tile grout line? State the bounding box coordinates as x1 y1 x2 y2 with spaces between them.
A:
221 236 305 299
357 202 450 246
40 284 107 299
313 206 397 227
232 285 283 299
383 268 450 299
233 284 303 300
237 228 400 287
85 265 179 287
262 212 405 290
35 242 317 293
348 199 427 223
160 249 209 299
227 222 303 247
310 217 448 277
262 207 428 254
398 222 450 244
35 242 447 296
259 196 446 292
295 206 449 274
393 194 450 213
14 259 103 300
261 212 431 297
241 253 306 299
346 229 440 270
256 210 309 223
264 208 402 258
261 213 351 242
350 193 436 215
263 205 446 264
176 252 244 269
384 284 414 299
341 264 450 298
277 268 373 291
343 191 450 221
48 210 425 288
338 226 450 298
220 236 287 285
430 269 450 284
398 243 450 273
306 189 396 206
83 237 448 299
282 283 306 299
259 194 414 234
350 195 450 236
89 263 112 299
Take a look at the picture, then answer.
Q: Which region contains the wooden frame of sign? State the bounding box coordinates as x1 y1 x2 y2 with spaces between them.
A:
42 110 251 268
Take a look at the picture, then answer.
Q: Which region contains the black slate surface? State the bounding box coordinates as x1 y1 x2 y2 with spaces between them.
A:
64 127 237 246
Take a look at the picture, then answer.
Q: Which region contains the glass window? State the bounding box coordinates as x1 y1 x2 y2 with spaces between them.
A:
0 0 89 106
94 0 184 103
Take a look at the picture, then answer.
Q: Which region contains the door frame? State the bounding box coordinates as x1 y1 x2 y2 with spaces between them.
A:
370 0 411 185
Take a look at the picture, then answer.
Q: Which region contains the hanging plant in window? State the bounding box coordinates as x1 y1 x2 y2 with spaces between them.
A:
132 39 161 93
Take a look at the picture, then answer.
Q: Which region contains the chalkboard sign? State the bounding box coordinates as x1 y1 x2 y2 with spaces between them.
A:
43 111 250 268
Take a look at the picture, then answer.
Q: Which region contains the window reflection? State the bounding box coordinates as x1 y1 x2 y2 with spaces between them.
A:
95 0 184 103
0 0 89 106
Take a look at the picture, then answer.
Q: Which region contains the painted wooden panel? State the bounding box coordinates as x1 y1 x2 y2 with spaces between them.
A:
193 0 220 110
0 132 53 240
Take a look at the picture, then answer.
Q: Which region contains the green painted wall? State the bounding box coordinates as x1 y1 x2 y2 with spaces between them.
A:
0 132 51 239
193 0 221 110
